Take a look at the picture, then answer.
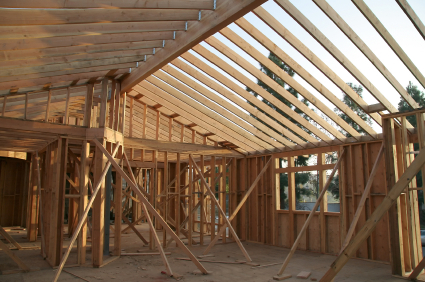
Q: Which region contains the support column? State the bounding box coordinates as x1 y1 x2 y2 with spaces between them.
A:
92 139 107 267
113 145 123 256
78 141 90 264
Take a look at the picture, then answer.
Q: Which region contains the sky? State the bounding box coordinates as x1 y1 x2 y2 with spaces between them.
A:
170 0 425 136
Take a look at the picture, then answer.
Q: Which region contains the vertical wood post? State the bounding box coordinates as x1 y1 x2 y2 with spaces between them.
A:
78 141 90 264
64 87 71 124
84 84 94 128
45 90 52 122
113 145 123 256
92 139 107 267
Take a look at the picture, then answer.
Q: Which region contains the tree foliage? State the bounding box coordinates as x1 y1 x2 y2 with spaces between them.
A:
398 82 425 189
247 52 315 209
336 83 372 137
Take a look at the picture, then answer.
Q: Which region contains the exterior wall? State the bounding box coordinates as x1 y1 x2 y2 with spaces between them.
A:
237 142 392 263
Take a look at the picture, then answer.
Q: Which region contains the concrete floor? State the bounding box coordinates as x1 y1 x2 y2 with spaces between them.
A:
0 225 420 282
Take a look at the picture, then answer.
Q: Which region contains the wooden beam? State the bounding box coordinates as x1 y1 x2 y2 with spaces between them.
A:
131 85 254 154
63 87 70 124
0 49 154 69
35 152 46 258
162 63 295 148
123 152 173 275
233 17 377 137
320 146 425 281
203 157 272 254
93 139 209 274
396 0 425 41
0 238 30 272
53 141 121 282
120 0 268 92
0 9 200 25
219 27 361 140
0 21 187 40
0 56 146 77
252 6 382 126
352 0 425 90
274 0 400 115
276 148 346 278
153 70 280 150
1 32 172 51
0 68 130 91
339 143 384 253
0 0 215 9
0 41 162 61
124 138 242 158
189 154 252 262
177 52 315 145
313 0 420 110
194 42 333 143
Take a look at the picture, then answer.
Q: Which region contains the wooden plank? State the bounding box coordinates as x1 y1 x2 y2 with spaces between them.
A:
77 141 89 264
0 41 162 62
340 143 384 253
313 0 420 110
63 87 71 124
0 225 22 250
122 215 148 245
92 139 107 267
124 152 173 276
120 90 126 133
1 96 6 116
147 74 273 151
0 9 200 25
113 84 121 131
396 0 425 40
352 0 425 90
274 0 399 115
93 139 208 274
0 49 154 69
409 257 425 279
234 17 377 137
45 90 51 122
1 56 146 77
177 53 309 146
192 43 329 143
53 142 121 282
189 154 252 262
0 0 215 9
220 27 362 140
120 0 268 92
0 238 30 272
132 85 255 154
99 78 108 128
203 157 272 254
0 22 186 40
276 149 346 277
129 97 133 137
0 69 129 91
84 84 94 127
1 33 172 52
320 146 425 281
125 136 244 158
155 111 160 140
253 6 382 126
162 63 293 148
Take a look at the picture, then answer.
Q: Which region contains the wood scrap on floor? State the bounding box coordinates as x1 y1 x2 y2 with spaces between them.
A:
296 271 311 279
273 274 292 280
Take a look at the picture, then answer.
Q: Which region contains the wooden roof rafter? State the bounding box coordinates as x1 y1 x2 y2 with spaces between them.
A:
0 0 228 94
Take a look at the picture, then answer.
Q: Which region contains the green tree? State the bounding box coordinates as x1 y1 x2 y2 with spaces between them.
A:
398 81 425 127
336 83 372 137
247 52 314 209
398 82 425 189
